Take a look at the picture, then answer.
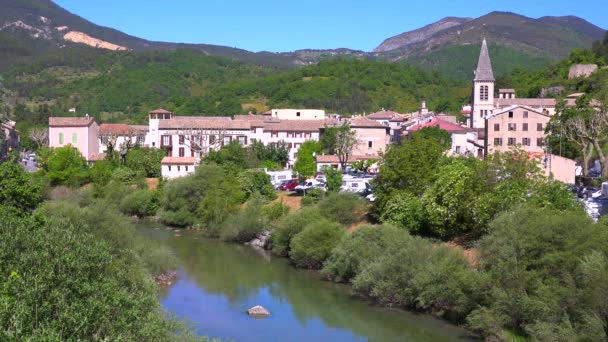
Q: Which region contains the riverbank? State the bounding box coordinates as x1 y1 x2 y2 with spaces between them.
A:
139 225 475 341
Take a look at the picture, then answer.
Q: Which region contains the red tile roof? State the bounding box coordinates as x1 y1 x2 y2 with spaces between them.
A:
367 110 401 120
149 108 173 114
161 157 197 164
408 118 469 133
159 118 251 130
263 120 325 132
315 155 379 163
49 116 96 127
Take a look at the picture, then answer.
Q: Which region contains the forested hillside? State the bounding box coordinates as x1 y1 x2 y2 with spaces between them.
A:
3 50 470 125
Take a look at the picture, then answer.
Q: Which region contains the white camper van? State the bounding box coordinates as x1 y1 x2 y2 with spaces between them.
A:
266 170 294 186
340 177 372 194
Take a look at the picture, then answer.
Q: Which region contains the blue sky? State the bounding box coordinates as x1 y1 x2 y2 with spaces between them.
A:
54 0 607 52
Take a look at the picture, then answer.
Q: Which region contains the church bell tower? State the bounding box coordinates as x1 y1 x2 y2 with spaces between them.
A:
471 39 495 129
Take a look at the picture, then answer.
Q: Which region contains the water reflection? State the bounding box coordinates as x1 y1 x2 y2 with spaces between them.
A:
143 227 474 342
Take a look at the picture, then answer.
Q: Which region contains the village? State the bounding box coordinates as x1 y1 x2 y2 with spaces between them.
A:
34 39 585 186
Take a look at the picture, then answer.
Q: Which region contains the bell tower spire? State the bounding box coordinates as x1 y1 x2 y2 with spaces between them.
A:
471 38 495 129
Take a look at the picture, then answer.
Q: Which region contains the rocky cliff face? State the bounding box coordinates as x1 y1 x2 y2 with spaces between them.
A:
63 31 127 51
373 17 472 53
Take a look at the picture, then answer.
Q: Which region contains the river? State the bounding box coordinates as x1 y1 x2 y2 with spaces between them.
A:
140 225 475 342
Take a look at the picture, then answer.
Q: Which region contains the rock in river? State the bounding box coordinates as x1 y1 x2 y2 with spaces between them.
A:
247 305 270 318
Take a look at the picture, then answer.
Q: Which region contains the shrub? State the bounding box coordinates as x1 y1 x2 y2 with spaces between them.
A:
125 147 165 178
261 201 290 225
301 187 324 206
379 191 425 233
220 195 265 242
46 146 89 186
119 189 159 217
238 169 276 201
322 225 401 283
290 220 345 269
272 207 325 257
318 192 366 225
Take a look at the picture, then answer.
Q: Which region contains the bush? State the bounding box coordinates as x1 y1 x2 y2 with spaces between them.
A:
272 207 325 257
261 201 290 225
300 187 324 206
379 191 426 233
46 146 89 186
318 192 367 225
238 169 276 201
290 220 345 269
125 147 165 178
119 189 159 217
220 195 265 242
350 231 478 316
322 225 401 283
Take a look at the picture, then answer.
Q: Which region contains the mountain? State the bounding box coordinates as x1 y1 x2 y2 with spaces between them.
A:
372 12 606 78
0 0 301 69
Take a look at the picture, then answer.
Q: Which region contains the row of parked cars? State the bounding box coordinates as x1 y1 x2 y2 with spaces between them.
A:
272 173 375 201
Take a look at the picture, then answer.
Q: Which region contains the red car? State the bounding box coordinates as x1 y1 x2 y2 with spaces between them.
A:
280 179 299 191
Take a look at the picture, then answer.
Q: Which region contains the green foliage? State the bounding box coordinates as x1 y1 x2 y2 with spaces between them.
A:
468 206 608 339
375 136 446 198
205 141 251 170
220 195 265 243
293 140 322 179
323 166 343 192
0 198 187 341
249 140 290 168
411 126 452 150
119 189 160 217
300 187 325 206
290 220 345 269
317 192 366 225
88 159 117 186
238 169 277 201
320 123 358 169
422 160 479 238
125 147 165 178
46 146 89 186
322 225 401 283
271 207 325 257
379 191 425 234
261 201 290 225
0 160 42 213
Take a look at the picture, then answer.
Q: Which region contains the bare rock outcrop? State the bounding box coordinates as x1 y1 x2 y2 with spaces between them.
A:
63 31 127 51
247 305 270 318
568 64 598 79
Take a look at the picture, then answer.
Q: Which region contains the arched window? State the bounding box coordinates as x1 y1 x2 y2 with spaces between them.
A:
479 85 489 101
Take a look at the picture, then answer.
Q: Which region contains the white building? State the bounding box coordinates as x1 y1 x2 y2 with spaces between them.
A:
161 157 197 179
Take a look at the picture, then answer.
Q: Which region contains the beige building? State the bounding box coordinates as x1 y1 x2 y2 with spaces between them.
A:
470 39 556 130
268 109 325 120
348 117 391 157
485 105 549 154
48 116 99 161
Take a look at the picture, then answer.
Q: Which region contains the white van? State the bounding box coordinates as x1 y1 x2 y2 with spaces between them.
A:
266 170 295 186
340 178 372 194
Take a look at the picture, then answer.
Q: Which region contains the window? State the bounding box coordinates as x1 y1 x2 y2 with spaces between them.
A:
152 142 155 147
179 147 185 157
271 132 278 138
537 123 543 131
237 136 247 145
494 138 503 146
162 135 171 146
179 135 185 145
294 143 301 149
168 165 172 171
455 146 461 153
59 133 64 144
537 138 544 147
494 123 500 131
368 141 373 148
523 123 528 131
177 166 181 172
250 138 257 144
522 138 531 146
296 111 301 117
72 133 77 144
508 138 516 146
523 111 528 118
508 123 516 131
209 135 216 145
480 85 489 100
508 111 514 118
304 132 311 138
191 149 195 157
185 166 189 172
223 136 231 146
287 143 293 149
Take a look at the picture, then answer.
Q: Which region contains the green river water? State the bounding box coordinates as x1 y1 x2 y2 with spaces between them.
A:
140 225 476 342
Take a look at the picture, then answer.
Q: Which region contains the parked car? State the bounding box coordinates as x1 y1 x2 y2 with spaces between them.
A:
280 179 300 192
294 179 325 195
274 179 291 190
577 186 598 199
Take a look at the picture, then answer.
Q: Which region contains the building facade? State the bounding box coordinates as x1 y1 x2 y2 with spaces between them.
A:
485 105 550 154
48 116 99 161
